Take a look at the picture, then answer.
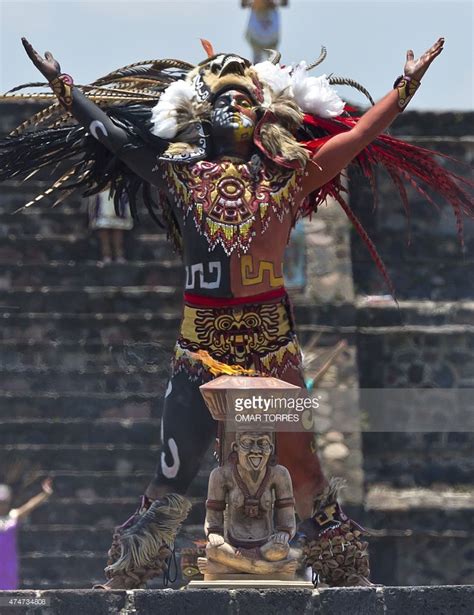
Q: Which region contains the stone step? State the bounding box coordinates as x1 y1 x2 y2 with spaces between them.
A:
1 367 169 394
0 233 175 263
0 285 182 313
0 419 161 445
0 207 167 237
19 554 109 590
6 586 474 613
0 392 162 419
362 443 474 487
19 554 185 590
0 440 215 478
354 260 474 301
0 312 182 343
0 184 85 215
18 522 207 554
355 300 474 328
0 340 176 370
0 444 162 473
352 229 474 264
16 468 212 501
19 497 206 526
24 472 152 500
0 261 183 289
19 527 115 554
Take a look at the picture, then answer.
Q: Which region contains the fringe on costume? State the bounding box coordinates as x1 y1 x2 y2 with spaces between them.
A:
297 113 474 296
300 478 372 587
104 494 192 587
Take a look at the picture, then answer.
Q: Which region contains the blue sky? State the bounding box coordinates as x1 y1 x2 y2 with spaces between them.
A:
1 1 472 110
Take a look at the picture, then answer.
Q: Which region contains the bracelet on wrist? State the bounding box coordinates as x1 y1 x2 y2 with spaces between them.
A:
393 74 421 111
49 73 74 109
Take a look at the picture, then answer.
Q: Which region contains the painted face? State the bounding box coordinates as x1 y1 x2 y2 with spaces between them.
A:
210 89 257 145
236 432 273 472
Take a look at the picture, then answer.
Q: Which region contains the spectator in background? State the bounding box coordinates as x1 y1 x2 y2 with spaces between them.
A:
0 479 53 590
242 0 288 63
88 189 133 263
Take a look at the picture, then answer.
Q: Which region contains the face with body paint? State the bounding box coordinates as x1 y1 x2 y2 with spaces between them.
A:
210 89 257 157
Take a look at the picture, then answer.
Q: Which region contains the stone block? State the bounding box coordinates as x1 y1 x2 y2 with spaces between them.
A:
383 585 474 615
319 587 384 614
233 588 314 615
134 588 231 615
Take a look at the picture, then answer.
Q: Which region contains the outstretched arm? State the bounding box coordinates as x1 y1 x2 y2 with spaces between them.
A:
300 37 444 197
22 38 162 185
11 478 53 520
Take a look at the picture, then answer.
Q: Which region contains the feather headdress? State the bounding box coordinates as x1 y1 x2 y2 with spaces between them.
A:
0 41 472 293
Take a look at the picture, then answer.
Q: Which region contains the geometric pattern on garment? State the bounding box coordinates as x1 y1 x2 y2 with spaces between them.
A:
163 159 300 255
185 261 222 290
240 255 283 287
161 379 180 478
183 302 288 363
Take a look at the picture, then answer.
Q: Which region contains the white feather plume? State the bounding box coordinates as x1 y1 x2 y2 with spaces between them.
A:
150 80 196 139
254 61 292 98
254 60 344 118
290 62 345 118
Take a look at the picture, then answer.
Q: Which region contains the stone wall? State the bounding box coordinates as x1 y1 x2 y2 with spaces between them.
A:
0 586 473 615
350 112 474 300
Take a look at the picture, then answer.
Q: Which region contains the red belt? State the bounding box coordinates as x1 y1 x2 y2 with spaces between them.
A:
184 287 286 308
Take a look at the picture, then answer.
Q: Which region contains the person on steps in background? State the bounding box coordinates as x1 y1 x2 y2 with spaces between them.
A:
88 189 133 264
242 0 288 63
0 478 53 590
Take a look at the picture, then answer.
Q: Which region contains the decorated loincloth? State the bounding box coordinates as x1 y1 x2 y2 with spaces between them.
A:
171 289 303 381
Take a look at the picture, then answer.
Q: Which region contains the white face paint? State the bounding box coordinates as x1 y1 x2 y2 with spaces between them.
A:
89 120 108 140
161 438 180 479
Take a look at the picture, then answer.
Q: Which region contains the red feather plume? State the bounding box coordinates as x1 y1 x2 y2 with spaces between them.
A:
300 113 474 296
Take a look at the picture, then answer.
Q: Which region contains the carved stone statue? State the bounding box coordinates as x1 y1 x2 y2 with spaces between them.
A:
198 431 298 578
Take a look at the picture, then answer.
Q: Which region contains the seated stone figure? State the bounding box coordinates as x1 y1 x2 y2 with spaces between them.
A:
198 431 298 578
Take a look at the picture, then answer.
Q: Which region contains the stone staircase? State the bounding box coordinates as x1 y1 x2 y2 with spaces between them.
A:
351 115 474 491
0 102 473 589
0 182 184 588
350 113 474 586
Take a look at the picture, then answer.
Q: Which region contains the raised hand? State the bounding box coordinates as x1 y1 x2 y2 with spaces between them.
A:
41 477 54 495
404 37 444 82
22 37 61 81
